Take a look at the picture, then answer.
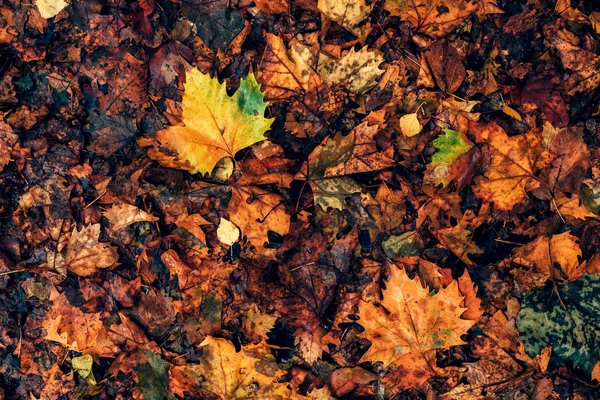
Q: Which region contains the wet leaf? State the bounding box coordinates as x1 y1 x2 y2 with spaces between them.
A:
150 68 273 175
358 267 478 366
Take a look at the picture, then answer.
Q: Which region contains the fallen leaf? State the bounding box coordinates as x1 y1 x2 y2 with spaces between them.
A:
43 293 105 352
217 217 240 246
473 128 552 211
309 177 362 211
424 129 474 187
258 34 321 101
103 203 158 232
317 0 373 35
424 41 466 93
384 0 479 38
399 113 422 137
358 267 477 367
169 337 292 398
317 47 384 94
65 224 119 276
228 187 290 248
508 231 582 289
517 274 600 380
36 0 69 19
150 68 273 175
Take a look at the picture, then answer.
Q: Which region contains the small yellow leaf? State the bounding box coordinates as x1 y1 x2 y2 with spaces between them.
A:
217 218 239 246
399 113 422 137
501 104 522 121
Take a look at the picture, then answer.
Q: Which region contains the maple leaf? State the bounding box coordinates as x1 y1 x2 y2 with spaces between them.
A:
65 223 119 276
317 47 385 94
473 129 552 211
384 0 479 38
169 337 292 399
358 267 477 367
242 305 277 344
424 129 474 187
150 68 274 175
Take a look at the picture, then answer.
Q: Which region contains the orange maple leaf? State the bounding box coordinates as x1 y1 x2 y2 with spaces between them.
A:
358 267 479 367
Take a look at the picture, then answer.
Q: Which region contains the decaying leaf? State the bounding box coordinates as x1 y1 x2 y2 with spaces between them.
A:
65 224 119 276
317 47 384 94
149 68 273 175
358 267 478 367
518 274 600 380
317 0 373 35
384 0 479 38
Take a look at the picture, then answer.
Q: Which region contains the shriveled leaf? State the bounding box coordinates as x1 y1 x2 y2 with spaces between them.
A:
65 224 119 276
317 47 384 94
150 68 273 175
359 267 477 366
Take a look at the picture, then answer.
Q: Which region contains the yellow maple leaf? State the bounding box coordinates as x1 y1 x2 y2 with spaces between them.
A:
151 68 274 175
358 267 477 367
169 337 292 399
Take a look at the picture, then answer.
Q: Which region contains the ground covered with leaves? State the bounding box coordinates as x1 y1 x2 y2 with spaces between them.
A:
2 0 600 398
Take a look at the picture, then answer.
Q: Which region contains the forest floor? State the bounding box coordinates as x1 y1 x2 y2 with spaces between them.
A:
1 0 600 398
